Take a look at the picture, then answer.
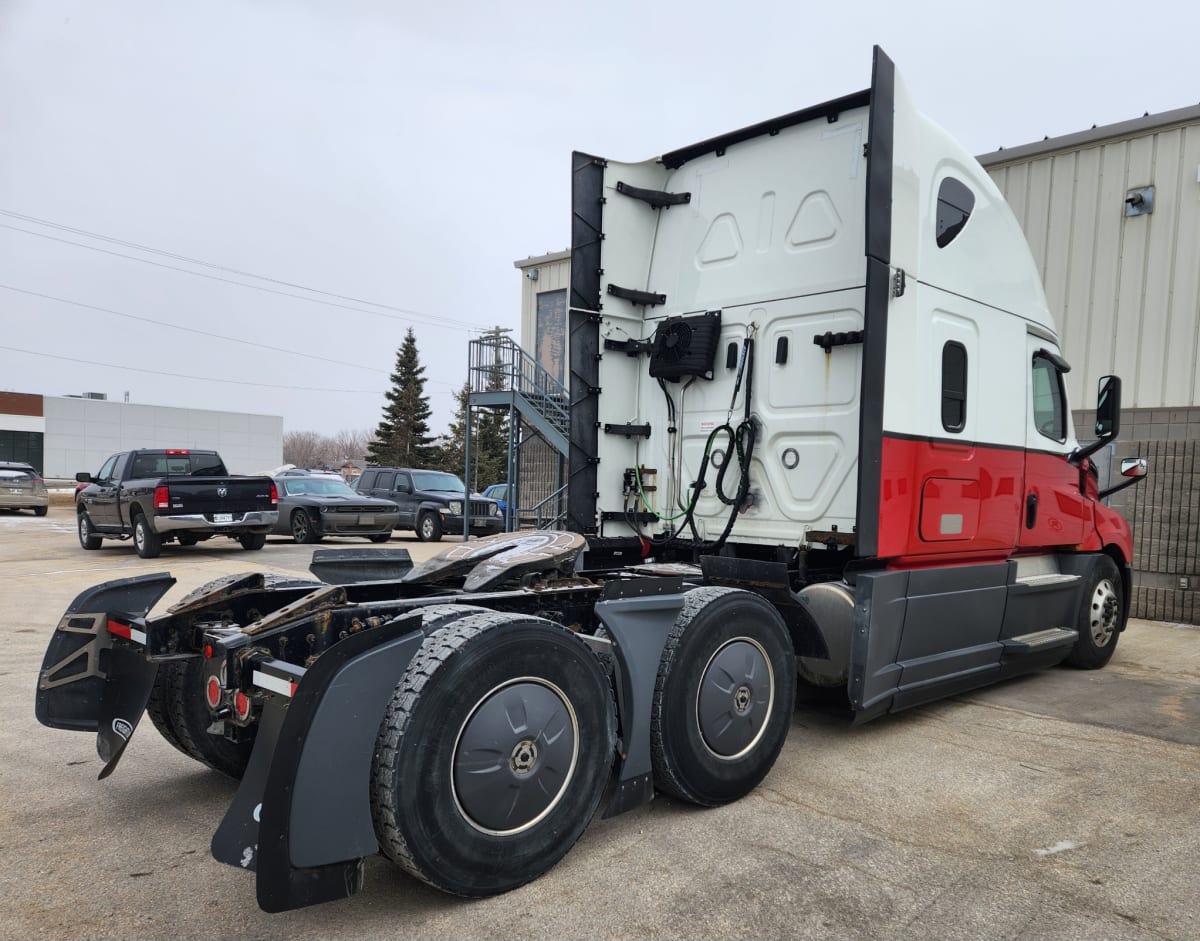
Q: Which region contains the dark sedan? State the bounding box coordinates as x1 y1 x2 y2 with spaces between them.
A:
271 475 400 544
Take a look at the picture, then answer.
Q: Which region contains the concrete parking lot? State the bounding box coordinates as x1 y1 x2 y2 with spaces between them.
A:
1 506 1198 940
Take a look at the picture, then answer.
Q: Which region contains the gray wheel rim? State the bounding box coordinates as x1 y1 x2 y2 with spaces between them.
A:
1090 578 1120 647
452 677 579 836
134 520 145 551
696 637 774 761
78 515 90 542
420 515 434 539
292 513 308 541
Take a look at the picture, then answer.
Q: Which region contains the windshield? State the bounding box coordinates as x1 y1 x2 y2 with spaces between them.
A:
412 472 465 493
282 478 357 497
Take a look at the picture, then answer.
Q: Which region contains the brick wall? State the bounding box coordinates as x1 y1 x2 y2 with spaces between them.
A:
1077 407 1200 625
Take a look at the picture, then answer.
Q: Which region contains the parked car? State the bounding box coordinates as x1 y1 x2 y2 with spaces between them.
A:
272 474 400 544
75 448 277 558
481 483 510 515
0 461 49 516
354 467 502 542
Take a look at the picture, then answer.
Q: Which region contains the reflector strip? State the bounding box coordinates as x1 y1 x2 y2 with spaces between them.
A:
252 670 297 698
107 620 147 645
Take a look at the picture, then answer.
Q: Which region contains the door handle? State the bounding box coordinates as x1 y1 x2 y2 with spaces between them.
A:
1025 492 1038 529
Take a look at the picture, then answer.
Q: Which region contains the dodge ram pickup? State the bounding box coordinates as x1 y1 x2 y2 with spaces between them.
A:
75 448 278 558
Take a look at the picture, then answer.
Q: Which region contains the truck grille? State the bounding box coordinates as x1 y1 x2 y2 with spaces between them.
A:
469 501 491 517
325 505 380 514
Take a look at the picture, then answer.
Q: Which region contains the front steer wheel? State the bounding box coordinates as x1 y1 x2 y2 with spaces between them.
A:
1065 555 1124 669
370 612 616 896
416 511 443 542
77 511 102 550
238 532 267 550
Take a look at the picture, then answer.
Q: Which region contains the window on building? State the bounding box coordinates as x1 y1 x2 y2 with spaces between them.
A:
941 341 968 432
536 289 567 384
1031 353 1066 442
935 177 975 248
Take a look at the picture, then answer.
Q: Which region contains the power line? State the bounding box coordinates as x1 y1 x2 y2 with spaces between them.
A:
0 344 457 395
0 207 482 327
0 220 484 333
0 282 395 377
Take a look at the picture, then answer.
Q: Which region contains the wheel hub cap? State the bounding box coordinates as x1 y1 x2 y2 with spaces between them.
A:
697 638 774 760
453 679 578 835
1091 579 1119 646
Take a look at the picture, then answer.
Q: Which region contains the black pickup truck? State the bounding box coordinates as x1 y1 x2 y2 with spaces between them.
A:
75 449 278 558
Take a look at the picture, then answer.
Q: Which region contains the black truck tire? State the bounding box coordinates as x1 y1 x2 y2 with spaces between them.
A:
133 513 163 559
291 509 322 544
238 532 267 550
1065 555 1124 669
77 511 102 550
416 511 443 543
148 656 255 779
650 586 796 807
371 612 615 896
368 533 391 543
34 505 48 517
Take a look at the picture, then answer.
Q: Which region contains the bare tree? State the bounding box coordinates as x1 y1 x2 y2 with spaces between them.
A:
283 430 333 468
330 428 371 467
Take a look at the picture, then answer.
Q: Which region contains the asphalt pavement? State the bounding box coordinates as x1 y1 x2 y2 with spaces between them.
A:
1 506 1197 940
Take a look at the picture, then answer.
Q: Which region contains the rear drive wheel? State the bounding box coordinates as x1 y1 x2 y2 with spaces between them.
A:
152 657 254 778
77 511 102 550
291 509 322 544
417 511 443 542
650 586 796 806
34 505 48 517
371 612 615 896
1065 556 1124 669
238 532 267 550
133 514 162 559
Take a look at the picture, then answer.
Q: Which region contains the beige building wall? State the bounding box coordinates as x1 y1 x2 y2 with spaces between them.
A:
979 105 1200 416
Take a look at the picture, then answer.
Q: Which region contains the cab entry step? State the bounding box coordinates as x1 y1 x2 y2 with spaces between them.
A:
1002 628 1078 655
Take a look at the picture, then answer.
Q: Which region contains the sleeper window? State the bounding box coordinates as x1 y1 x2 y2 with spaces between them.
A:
935 178 975 248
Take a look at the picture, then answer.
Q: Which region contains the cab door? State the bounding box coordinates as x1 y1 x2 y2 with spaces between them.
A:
83 454 122 530
1019 337 1088 549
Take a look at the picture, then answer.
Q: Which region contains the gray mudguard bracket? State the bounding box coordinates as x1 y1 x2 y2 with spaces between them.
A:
593 589 687 818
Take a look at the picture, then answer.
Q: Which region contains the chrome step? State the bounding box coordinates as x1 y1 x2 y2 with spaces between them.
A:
1002 627 1078 654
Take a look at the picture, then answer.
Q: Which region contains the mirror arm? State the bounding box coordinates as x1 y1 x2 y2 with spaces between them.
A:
1069 436 1109 465
1097 476 1145 500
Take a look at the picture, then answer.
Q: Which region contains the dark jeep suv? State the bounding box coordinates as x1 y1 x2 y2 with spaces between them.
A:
354 467 502 542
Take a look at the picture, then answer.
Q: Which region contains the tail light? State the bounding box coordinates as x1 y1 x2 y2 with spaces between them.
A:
269 482 278 506
154 485 170 510
205 676 222 709
233 691 253 722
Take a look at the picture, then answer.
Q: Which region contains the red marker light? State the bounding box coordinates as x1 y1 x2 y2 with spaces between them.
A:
107 619 131 639
234 691 252 721
165 449 190 455
205 677 222 709
203 644 213 659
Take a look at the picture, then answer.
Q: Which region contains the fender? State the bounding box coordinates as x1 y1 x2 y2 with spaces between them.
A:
211 611 427 913
35 573 176 732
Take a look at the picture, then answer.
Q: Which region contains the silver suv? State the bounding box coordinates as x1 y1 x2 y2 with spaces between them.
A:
0 461 49 516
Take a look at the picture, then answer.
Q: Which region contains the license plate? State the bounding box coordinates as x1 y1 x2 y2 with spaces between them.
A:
213 513 233 523
360 515 374 525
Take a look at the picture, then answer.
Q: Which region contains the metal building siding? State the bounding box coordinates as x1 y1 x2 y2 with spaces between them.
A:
984 120 1200 410
517 254 571 348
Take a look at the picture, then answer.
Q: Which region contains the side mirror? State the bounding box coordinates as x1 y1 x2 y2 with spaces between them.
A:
1095 375 1121 439
75 472 93 483
1120 457 1148 479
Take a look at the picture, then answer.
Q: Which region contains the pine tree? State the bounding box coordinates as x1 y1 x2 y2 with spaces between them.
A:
367 328 434 467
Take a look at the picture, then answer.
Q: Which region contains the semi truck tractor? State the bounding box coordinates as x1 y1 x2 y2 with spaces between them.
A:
34 47 1146 913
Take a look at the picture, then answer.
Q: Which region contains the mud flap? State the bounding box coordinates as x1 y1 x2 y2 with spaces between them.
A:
210 613 427 913
96 644 158 779
35 573 176 733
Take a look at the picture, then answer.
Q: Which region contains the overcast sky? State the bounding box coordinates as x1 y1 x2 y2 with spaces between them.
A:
1 0 1195 437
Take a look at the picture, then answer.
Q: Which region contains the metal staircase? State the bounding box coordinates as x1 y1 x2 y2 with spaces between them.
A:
466 334 569 530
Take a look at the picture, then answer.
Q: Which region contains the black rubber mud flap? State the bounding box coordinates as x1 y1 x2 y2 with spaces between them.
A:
210 612 426 913
96 643 159 779
35 573 176 732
